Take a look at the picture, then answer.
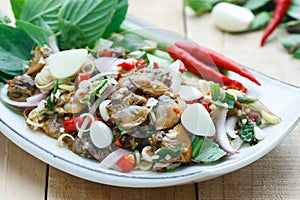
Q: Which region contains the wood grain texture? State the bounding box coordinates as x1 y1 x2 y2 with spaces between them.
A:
1 0 300 199
0 134 47 200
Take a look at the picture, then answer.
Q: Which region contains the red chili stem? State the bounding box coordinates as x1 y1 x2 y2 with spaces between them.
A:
260 0 292 46
174 41 261 86
167 45 245 89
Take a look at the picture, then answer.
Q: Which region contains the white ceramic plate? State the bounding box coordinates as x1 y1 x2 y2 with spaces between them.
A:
0 16 300 188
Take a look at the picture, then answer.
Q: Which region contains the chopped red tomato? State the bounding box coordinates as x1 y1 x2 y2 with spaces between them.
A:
116 154 136 173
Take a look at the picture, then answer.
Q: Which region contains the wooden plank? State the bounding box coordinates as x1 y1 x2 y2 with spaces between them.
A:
0 133 47 200
127 0 185 33
47 167 196 200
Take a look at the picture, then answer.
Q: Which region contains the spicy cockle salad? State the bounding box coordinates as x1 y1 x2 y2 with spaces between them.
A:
1 34 281 173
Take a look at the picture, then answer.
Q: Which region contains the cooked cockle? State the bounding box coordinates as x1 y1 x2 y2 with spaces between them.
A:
110 105 151 130
26 46 53 75
152 94 186 130
108 87 147 114
70 135 114 161
40 115 63 139
7 75 36 102
147 124 192 163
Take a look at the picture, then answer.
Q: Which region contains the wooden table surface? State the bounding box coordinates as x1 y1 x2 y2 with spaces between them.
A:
1 0 300 199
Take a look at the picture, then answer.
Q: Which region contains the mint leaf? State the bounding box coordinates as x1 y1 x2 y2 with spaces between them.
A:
193 138 226 162
113 34 146 52
58 0 118 48
0 24 34 83
102 0 128 38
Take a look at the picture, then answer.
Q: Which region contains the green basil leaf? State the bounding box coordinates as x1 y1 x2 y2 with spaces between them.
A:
58 0 118 48
193 138 226 162
184 0 213 15
0 24 34 83
102 0 128 38
16 20 53 46
10 0 26 19
287 0 300 20
243 0 271 11
20 0 63 33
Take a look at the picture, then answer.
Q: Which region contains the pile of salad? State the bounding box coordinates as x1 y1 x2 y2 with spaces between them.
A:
2 34 281 173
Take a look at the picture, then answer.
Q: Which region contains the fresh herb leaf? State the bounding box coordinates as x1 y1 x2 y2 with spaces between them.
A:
58 19 87 50
238 117 258 145
287 0 300 20
20 0 63 33
114 34 146 52
0 24 34 83
247 11 271 31
192 135 204 158
224 92 235 109
193 138 226 162
292 47 300 59
16 20 53 46
278 34 300 49
153 144 182 162
10 0 26 19
243 0 271 11
102 0 128 38
184 0 213 15
237 96 257 104
58 0 118 48
210 83 221 102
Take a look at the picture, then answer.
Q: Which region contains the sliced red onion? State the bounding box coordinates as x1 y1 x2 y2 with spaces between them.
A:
215 108 239 155
94 57 124 73
26 92 49 104
99 148 130 169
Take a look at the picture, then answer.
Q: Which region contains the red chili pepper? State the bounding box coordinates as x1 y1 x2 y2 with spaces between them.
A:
117 61 135 71
7 79 12 86
174 41 261 86
135 58 147 68
63 116 84 133
153 61 160 69
78 72 90 84
63 116 102 133
202 101 212 112
260 0 292 46
116 154 136 173
178 63 187 73
167 44 246 90
228 80 247 93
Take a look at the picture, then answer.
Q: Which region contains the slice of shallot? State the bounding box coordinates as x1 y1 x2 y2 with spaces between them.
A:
90 121 113 148
181 103 215 136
